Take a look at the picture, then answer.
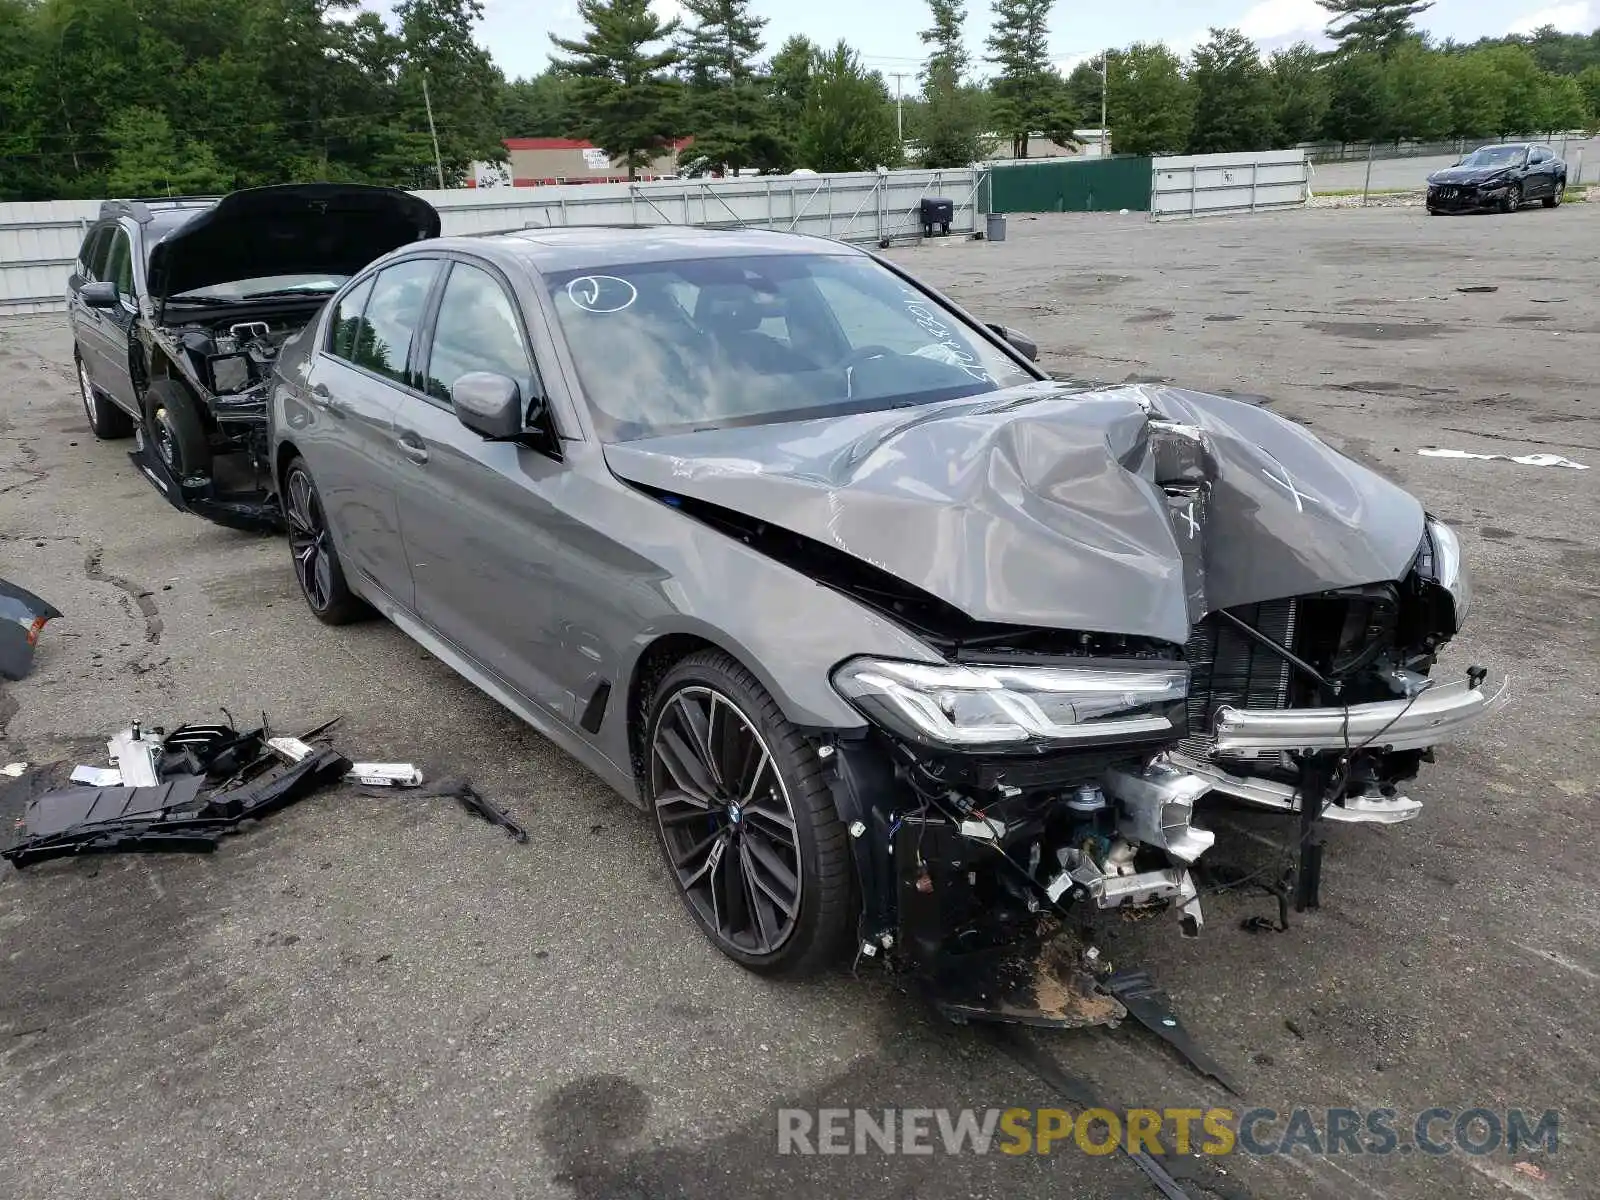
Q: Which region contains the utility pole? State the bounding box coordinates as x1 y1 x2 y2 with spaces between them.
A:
890 71 912 146
422 69 446 190
1100 51 1109 159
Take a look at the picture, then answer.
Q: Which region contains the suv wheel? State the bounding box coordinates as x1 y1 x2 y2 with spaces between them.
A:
1544 183 1563 208
77 352 134 439
282 457 369 624
1500 183 1522 213
142 378 212 482
645 650 854 978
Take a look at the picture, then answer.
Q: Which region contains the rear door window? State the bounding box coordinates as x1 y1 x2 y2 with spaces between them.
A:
353 259 440 386
327 277 377 362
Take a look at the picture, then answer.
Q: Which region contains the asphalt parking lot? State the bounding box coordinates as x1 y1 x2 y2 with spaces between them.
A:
3 203 1597 1200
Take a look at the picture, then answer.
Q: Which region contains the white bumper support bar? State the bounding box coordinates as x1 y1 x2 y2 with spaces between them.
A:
1212 674 1510 755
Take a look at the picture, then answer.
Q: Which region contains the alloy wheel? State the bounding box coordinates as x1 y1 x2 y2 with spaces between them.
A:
1503 184 1521 213
285 467 334 612
650 685 803 957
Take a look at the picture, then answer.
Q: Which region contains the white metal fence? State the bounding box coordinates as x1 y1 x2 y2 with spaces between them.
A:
1149 149 1310 220
0 168 985 316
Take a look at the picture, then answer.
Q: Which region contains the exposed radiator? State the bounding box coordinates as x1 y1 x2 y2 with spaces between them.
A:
1181 599 1297 761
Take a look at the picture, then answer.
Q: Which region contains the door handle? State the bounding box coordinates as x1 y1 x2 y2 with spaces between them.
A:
396 432 429 465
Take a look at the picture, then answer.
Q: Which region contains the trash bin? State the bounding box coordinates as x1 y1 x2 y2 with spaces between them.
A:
986 212 1007 242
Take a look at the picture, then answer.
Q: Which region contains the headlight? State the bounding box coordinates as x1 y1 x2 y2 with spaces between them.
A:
1424 517 1471 628
832 658 1188 747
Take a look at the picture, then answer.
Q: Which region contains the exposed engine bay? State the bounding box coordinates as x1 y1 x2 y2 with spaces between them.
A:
170 318 298 404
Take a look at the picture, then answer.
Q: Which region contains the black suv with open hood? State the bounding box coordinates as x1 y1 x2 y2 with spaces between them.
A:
66 183 440 529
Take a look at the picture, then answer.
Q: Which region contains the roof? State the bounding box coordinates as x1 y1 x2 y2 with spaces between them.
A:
504 137 695 152
440 224 862 272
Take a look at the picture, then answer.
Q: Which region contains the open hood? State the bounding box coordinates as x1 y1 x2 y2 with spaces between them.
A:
146 184 441 305
603 382 1426 647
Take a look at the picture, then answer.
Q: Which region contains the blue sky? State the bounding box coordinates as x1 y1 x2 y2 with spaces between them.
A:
468 0 1600 81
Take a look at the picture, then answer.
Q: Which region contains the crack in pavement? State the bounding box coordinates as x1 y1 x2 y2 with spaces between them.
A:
83 547 163 645
0 436 48 497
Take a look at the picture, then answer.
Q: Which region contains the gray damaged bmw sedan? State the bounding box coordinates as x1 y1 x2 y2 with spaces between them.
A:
268 226 1506 1022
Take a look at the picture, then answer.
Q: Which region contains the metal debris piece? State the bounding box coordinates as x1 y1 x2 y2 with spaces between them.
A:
107 724 163 787
69 765 123 786
345 763 424 788
0 578 62 681
1456 286 1498 294
1106 969 1241 1095
1419 447 1589 470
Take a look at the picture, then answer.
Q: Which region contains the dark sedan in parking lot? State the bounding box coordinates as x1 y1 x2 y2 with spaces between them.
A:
1426 142 1567 214
264 225 1505 1023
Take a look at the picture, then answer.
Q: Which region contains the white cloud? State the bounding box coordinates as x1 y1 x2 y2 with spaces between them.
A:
1507 2 1597 34
1236 0 1329 42
651 0 685 23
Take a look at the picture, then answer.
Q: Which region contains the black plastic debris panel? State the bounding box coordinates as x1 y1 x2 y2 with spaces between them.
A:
1 722 350 868
0 578 61 681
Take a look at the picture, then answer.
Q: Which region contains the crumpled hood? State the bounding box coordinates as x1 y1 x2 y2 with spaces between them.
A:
1427 166 1512 185
147 184 440 303
602 382 1426 647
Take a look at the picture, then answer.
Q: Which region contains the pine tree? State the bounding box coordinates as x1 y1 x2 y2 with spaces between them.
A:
919 0 986 167
549 0 684 180
674 0 779 175
1318 1 1434 57
985 0 1058 158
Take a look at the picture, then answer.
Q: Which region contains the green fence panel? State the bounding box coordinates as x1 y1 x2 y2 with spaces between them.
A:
988 156 1153 213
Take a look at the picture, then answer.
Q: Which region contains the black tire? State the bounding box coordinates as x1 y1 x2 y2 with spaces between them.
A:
1500 183 1522 213
76 351 134 439
1544 183 1563 208
645 650 853 978
281 456 369 625
142 378 212 481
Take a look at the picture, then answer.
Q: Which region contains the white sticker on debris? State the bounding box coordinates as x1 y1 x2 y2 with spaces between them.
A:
1419 448 1589 470
2 762 28 778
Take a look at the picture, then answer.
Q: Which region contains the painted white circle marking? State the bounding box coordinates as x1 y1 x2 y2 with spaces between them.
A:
566 275 638 313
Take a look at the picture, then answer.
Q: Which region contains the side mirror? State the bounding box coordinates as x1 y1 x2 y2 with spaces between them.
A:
80 281 118 309
987 322 1039 363
451 371 534 440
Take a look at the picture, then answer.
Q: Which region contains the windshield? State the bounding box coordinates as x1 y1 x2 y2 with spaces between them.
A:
1459 146 1526 168
171 273 349 302
545 253 1035 441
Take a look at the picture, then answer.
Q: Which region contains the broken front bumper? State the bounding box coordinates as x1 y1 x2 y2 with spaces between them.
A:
1212 673 1510 755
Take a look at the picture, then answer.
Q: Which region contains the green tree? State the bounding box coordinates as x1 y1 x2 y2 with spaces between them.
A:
768 33 817 126
917 0 986 166
1482 45 1548 136
1443 50 1504 137
1541 73 1588 134
500 71 576 137
1321 51 1390 142
1318 1 1435 57
1578 64 1600 126
984 0 1055 158
1062 56 1106 131
1107 43 1193 155
1188 27 1276 153
675 0 780 175
549 0 685 180
1384 40 1451 141
1268 42 1330 146
797 41 900 171
394 0 507 188
105 105 232 195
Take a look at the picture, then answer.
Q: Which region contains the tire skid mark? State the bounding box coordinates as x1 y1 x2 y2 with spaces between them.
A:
83 545 163 644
